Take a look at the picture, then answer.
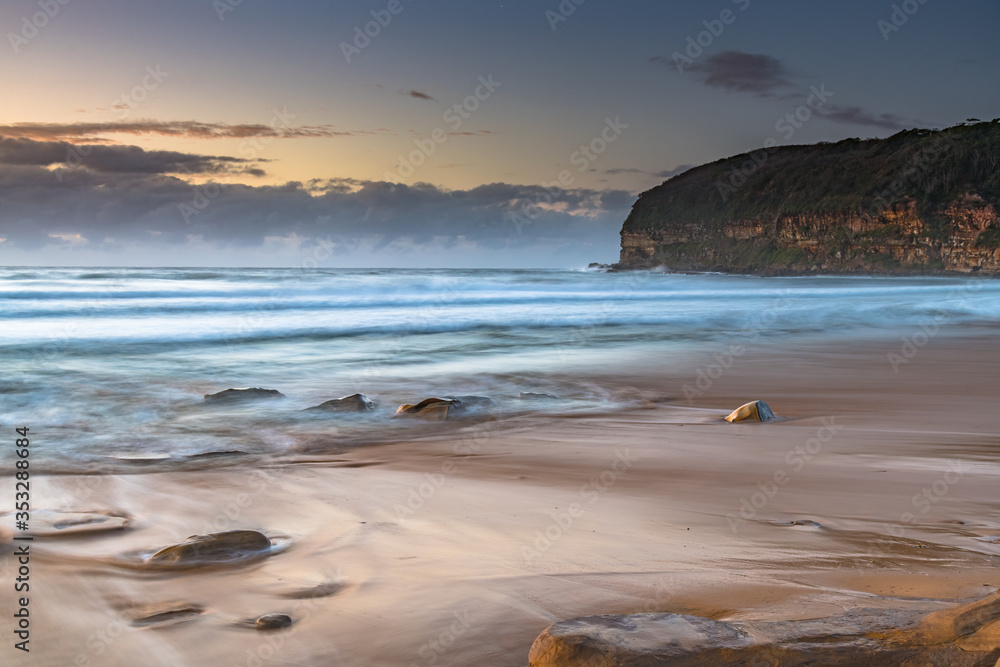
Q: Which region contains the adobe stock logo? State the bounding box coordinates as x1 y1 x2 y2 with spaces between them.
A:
340 0 411 63
877 0 930 41
7 0 72 54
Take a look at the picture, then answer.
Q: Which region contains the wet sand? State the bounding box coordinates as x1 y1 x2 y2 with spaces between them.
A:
3 328 1000 666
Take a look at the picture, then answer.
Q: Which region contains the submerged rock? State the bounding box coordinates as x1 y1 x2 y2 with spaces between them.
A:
147 530 272 566
203 387 285 404
520 392 559 400
450 395 495 409
185 450 247 460
395 398 460 421
306 393 375 412
725 400 776 423
529 592 1000 666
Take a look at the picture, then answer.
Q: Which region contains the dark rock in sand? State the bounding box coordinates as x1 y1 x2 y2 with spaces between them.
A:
529 591 1000 666
255 613 293 630
147 530 272 566
725 399 776 423
280 581 344 599
203 387 285 404
307 393 375 412
520 392 559 400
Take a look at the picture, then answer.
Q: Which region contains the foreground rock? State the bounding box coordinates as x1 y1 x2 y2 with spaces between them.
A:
725 400 776 423
307 393 375 412
147 530 273 566
529 591 1000 666
203 387 285 404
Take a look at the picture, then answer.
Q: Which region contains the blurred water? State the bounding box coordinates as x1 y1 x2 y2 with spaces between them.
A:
1 267 997 470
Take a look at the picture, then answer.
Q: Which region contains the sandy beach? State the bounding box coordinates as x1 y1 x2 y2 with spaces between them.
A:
3 327 1000 666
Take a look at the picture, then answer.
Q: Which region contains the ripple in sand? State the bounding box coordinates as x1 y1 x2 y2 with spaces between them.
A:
110 453 173 464
0 509 131 536
128 603 205 627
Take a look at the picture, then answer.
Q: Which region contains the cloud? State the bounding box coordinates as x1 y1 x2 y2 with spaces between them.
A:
601 168 647 175
0 160 633 258
0 120 385 142
655 165 694 178
684 51 795 96
0 136 264 175
817 105 906 130
405 89 436 101
655 50 911 133
447 130 497 137
601 164 693 179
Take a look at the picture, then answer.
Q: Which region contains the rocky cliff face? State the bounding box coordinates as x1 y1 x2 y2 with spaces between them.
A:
619 122 1000 274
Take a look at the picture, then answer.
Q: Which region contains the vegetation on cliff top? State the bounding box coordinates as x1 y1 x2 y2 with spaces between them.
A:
623 120 1000 234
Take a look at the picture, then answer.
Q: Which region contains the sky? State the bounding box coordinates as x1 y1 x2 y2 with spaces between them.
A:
0 0 997 268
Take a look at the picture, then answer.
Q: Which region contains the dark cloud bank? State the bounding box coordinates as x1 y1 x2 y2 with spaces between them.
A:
652 50 910 131
0 135 630 265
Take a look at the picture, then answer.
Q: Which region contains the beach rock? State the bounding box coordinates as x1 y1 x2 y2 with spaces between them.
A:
396 395 495 420
307 393 375 412
528 592 1000 666
147 530 272 566
395 398 462 421
203 387 285 404
520 392 559 400
255 613 293 630
280 581 344 599
725 400 776 423
450 395 496 409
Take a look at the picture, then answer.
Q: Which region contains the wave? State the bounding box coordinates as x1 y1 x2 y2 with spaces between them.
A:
2 268 999 471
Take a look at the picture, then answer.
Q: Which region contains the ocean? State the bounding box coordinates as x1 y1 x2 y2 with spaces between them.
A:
2 267 997 471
